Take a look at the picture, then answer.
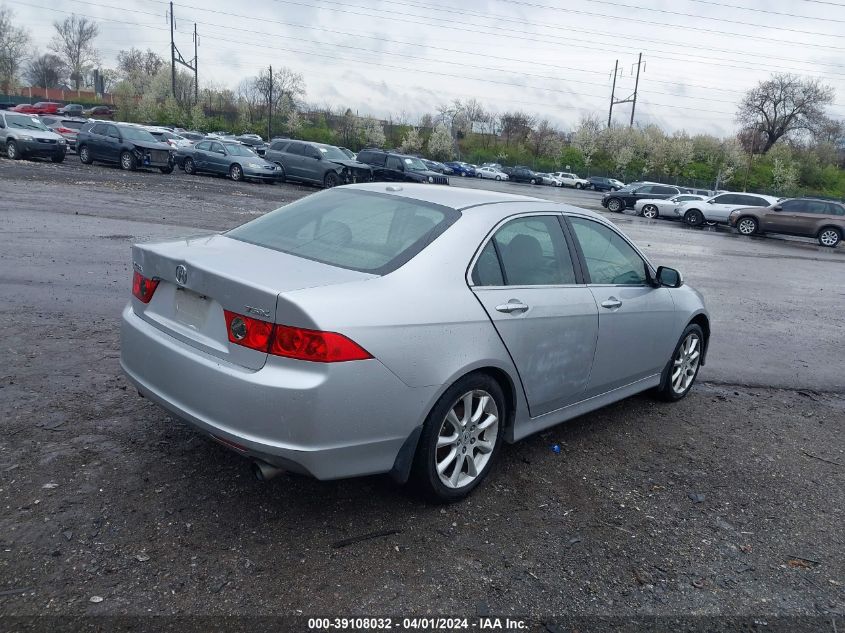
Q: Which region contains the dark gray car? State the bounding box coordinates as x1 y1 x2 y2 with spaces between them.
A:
264 140 372 188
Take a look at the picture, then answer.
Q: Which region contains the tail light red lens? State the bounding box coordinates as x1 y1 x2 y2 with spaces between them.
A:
270 324 372 362
224 310 274 351
132 271 159 303
223 311 371 363
56 127 75 134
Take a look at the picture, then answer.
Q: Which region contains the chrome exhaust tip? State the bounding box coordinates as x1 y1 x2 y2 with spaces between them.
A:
251 460 284 482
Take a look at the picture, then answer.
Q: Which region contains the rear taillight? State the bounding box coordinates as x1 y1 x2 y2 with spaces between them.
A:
224 310 273 351
270 324 372 362
56 127 74 134
223 311 372 363
132 271 159 303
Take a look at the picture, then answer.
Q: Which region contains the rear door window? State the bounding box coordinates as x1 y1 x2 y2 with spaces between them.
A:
286 142 305 155
654 186 678 195
226 189 460 274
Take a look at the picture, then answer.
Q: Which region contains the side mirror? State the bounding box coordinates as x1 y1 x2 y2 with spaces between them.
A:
773 205 783 211
656 266 683 288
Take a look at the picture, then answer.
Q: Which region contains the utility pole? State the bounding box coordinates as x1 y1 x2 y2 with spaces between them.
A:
630 52 642 126
267 65 273 141
193 23 198 102
168 2 199 103
607 59 618 129
607 54 644 128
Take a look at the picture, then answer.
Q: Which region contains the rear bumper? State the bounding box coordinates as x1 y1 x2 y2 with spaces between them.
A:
120 304 433 479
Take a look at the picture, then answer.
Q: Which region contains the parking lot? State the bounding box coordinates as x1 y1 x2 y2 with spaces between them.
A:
1 158 844 623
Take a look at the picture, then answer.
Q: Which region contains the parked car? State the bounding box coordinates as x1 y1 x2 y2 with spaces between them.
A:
83 105 115 118
356 149 448 185
14 101 60 115
234 134 267 156
338 147 356 160
587 176 624 191
673 192 780 226
146 127 193 149
10 103 38 114
729 198 844 247
509 166 544 185
120 183 709 501
57 104 85 116
177 139 280 182
265 140 373 187
635 194 706 219
681 187 715 197
179 131 206 142
444 161 476 177
481 162 504 170
476 166 509 181
602 183 683 212
534 172 561 186
76 122 174 172
553 172 590 189
39 115 87 150
422 159 451 174
0 111 67 161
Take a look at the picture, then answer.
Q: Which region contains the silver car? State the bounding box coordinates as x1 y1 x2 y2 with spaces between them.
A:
0 111 67 161
121 184 710 501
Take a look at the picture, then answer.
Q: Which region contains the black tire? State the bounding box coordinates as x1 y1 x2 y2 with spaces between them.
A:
460 172 466 177
229 163 243 181
120 150 136 171
575 182 583 189
274 162 286 183
160 164 174 174
736 216 758 235
183 158 196 175
78 145 93 164
641 204 659 219
530 178 537 185
51 154 65 164
6 140 20 160
495 175 501 181
817 227 841 248
654 323 705 402
684 209 704 227
411 373 506 503
323 171 340 188
606 197 624 213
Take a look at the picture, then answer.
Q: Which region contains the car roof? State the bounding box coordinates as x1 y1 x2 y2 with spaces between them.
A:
345 182 555 210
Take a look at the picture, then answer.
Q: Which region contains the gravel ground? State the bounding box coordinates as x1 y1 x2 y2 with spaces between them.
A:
0 157 843 628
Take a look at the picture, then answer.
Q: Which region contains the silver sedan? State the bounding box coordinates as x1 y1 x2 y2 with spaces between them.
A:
121 184 710 501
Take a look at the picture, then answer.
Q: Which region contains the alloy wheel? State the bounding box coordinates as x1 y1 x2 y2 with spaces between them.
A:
608 198 623 212
737 218 757 235
671 333 701 395
819 229 840 247
642 205 658 219
121 152 133 170
435 390 499 490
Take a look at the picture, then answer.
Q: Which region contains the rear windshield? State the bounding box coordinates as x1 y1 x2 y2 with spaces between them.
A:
226 189 460 274
62 120 85 129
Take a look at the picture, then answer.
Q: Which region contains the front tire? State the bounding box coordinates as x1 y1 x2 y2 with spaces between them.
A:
78 145 93 164
606 197 624 213
411 373 505 502
529 178 537 185
736 216 758 235
229 163 243 182
274 162 286 183
160 164 174 174
120 150 136 171
183 158 196 175
641 204 659 219
654 324 704 402
818 227 841 247
51 154 65 164
323 171 339 188
575 183 582 189
684 209 704 226
6 140 20 160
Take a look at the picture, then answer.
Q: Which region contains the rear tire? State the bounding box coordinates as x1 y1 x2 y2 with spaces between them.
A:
78 145 93 164
684 209 704 226
183 158 196 175
229 163 243 182
274 162 286 183
818 227 841 247
575 183 583 189
736 216 758 235
411 373 505 503
529 178 537 185
641 204 659 219
6 140 20 160
120 150 136 171
495 175 501 181
654 324 704 402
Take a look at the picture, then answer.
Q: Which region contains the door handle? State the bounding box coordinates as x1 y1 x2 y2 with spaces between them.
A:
601 297 622 309
495 301 529 314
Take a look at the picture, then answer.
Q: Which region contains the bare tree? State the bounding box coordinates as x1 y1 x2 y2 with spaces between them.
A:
50 15 99 90
500 111 534 147
736 73 834 153
528 119 559 159
117 48 163 86
0 7 30 93
24 53 65 88
254 66 306 119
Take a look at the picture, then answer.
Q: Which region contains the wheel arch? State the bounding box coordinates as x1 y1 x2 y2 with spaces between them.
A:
818 224 842 238
688 312 710 366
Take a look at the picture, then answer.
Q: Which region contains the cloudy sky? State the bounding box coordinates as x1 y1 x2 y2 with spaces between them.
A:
8 0 845 135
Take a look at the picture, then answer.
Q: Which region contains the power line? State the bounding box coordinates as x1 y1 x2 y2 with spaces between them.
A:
685 0 845 23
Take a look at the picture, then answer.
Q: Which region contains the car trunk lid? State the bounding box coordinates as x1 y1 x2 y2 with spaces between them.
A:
131 234 374 369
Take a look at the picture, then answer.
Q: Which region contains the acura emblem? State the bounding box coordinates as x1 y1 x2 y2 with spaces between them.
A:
175 264 188 286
